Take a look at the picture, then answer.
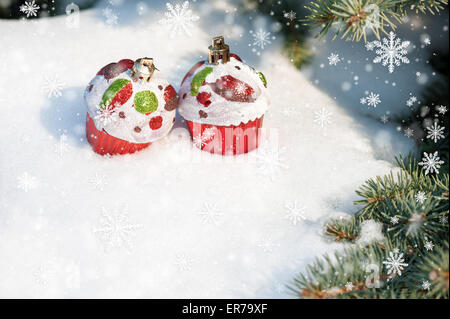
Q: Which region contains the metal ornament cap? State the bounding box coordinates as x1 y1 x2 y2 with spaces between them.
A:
208 36 230 65
131 57 158 82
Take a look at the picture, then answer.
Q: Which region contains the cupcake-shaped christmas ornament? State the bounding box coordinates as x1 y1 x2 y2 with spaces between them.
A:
84 58 178 155
178 36 269 155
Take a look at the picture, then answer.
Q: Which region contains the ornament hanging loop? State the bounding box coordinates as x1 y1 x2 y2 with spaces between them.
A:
208 36 230 65
131 57 158 83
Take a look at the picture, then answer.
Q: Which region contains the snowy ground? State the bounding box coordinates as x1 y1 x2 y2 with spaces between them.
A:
0 0 416 298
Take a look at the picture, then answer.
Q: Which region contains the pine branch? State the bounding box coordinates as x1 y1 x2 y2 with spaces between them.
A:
303 0 448 41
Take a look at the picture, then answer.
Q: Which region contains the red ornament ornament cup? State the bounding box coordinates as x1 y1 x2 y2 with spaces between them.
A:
178 36 269 156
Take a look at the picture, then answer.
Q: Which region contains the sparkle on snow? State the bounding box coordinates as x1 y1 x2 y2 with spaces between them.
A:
159 1 200 37
366 32 410 73
383 249 408 277
426 122 445 143
418 151 445 175
20 0 40 18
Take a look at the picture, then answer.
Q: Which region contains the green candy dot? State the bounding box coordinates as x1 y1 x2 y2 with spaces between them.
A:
257 72 267 87
191 67 213 96
134 91 158 114
100 78 130 110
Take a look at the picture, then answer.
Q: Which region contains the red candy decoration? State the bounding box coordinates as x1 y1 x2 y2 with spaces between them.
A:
109 82 133 110
164 85 177 102
118 59 134 71
149 116 163 130
229 53 242 62
196 91 212 107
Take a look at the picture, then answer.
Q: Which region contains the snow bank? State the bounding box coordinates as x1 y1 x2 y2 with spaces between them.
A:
0 0 414 298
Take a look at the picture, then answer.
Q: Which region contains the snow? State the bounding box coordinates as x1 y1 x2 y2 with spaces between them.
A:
0 0 415 298
356 220 384 247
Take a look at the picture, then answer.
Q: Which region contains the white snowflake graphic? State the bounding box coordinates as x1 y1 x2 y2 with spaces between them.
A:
414 191 427 204
313 108 333 128
159 1 200 37
283 10 297 21
20 0 40 18
42 75 65 98
345 282 353 291
93 207 142 251
440 215 448 225
380 114 389 123
284 200 307 225
423 37 431 46
406 96 418 107
54 134 69 157
404 128 414 138
89 172 108 191
383 249 408 277
426 122 445 143
361 92 381 107
95 104 119 126
390 216 399 225
197 202 222 225
174 253 193 271
251 144 289 178
257 236 279 253
418 151 445 175
424 240 434 251
366 31 410 73
436 105 447 115
421 280 431 290
328 53 341 66
17 172 38 192
250 28 272 50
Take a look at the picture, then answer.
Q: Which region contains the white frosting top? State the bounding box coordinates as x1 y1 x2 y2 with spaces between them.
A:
84 68 176 144
178 57 269 126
